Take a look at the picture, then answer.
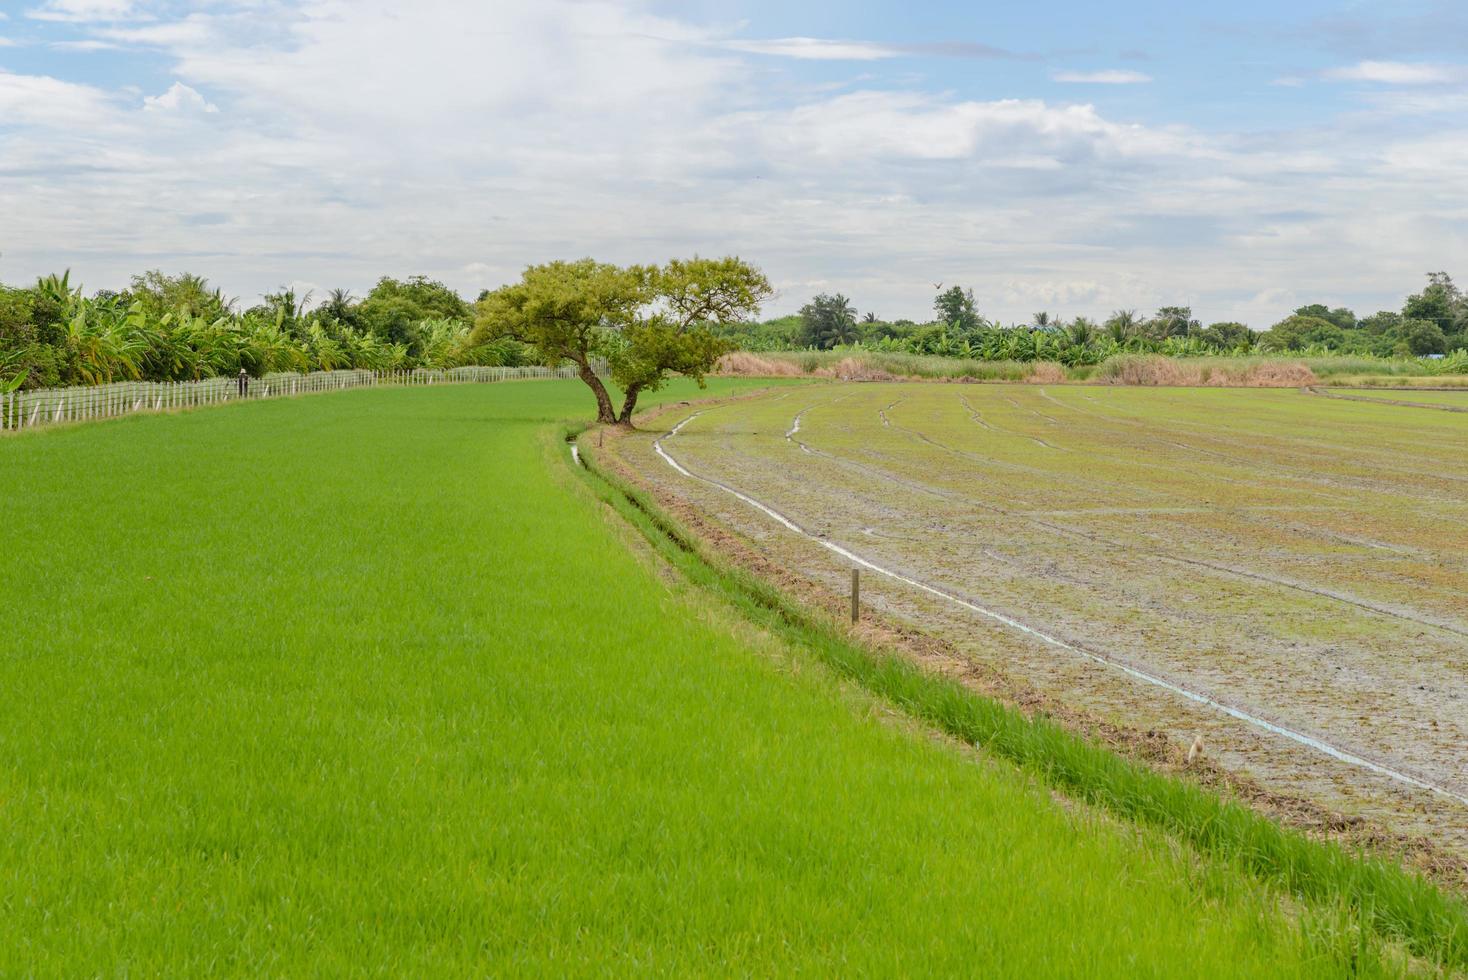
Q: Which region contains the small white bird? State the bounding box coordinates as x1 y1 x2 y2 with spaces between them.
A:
1186 735 1205 765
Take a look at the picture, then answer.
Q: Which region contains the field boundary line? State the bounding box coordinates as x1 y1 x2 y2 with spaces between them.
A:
653 410 1468 810
1305 386 1468 413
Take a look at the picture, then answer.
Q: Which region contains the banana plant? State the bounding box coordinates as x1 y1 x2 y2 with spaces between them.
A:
0 348 27 392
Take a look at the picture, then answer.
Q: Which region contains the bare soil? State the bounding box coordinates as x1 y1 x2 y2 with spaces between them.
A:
599 382 1468 888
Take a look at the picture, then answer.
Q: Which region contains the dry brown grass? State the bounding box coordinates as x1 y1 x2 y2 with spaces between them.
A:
715 352 904 381
1025 362 1067 384
717 351 1319 388
714 352 805 377
1220 361 1319 387
1096 355 1318 387
826 356 899 381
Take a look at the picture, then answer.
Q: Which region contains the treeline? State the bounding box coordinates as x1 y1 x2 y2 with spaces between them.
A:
0 271 531 391
718 274 1468 366
8 266 1467 392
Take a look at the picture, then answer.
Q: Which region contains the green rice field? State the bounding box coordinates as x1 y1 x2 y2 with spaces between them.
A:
0 379 1456 974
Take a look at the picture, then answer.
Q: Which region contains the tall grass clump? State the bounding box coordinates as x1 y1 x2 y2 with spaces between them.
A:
716 350 1038 381
718 348 1468 387
1095 354 1319 387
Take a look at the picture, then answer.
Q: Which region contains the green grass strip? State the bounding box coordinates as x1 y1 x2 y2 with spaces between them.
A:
571 430 1468 972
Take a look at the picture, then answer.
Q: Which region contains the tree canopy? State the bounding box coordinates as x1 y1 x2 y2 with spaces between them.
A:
0 269 518 391
798 293 858 349
934 286 982 332
1265 314 1344 351
474 256 771 424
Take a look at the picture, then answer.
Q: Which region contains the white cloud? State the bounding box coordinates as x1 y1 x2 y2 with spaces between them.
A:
27 0 136 22
1359 89 1468 116
0 69 119 126
1052 69 1152 84
96 17 216 47
0 36 16 47
2 0 1468 326
50 39 122 51
723 37 901 60
1323 61 1464 85
143 81 218 114
752 92 1193 164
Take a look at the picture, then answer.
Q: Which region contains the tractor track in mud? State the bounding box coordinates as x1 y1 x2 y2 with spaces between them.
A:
1062 391 1467 496
650 409 1468 810
798 406 1468 640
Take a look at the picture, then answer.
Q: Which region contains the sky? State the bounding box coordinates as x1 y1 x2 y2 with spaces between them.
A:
1 0 1466 325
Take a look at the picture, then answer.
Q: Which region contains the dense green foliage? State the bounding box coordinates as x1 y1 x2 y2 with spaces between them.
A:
715 272 1468 369
475 256 770 422
0 271 529 390
10 265 1464 391
0 378 1424 974
796 292 860 348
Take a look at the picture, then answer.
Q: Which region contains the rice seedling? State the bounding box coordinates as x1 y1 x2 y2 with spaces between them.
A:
0 378 1438 974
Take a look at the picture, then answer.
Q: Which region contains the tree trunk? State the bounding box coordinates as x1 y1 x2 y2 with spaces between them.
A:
617 382 644 426
574 355 617 424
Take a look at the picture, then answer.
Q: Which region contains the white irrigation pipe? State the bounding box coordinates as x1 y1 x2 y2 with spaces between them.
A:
654 411 1468 810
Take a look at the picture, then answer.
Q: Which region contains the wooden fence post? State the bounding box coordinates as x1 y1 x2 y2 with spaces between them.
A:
850 568 860 624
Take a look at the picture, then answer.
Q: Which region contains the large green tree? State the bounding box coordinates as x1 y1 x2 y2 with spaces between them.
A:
1148 306 1200 339
1404 273 1465 336
798 293 858 349
933 285 981 333
474 256 770 425
1264 314 1342 351
1197 321 1256 350
1292 303 1357 331
1399 318 1447 356
128 271 233 322
359 276 472 350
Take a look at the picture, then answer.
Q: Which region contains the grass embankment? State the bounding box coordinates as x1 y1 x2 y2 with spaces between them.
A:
0 378 1446 974
1321 386 1468 405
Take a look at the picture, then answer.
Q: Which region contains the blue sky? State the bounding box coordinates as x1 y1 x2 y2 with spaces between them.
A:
2 0 1466 324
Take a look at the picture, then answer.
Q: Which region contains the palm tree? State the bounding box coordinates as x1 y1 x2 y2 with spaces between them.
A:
1066 317 1096 347
1032 311 1052 329
324 288 355 324
798 293 859 349
1105 309 1138 343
